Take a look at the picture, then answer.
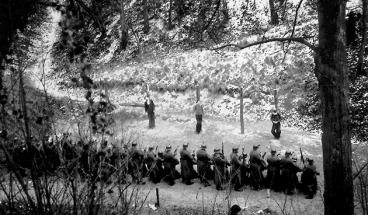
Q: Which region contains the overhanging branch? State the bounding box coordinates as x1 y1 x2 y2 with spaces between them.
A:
211 37 317 53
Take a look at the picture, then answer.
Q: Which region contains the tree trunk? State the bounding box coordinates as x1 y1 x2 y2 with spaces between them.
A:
142 0 150 34
175 0 185 26
120 0 128 50
357 0 367 76
168 0 173 30
316 1 353 214
269 0 279 25
240 88 244 134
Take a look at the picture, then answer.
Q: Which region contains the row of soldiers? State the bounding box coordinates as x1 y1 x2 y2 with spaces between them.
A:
128 143 319 199
4 134 319 199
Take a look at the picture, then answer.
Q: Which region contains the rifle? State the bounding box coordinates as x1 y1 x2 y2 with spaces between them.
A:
173 146 179 156
222 142 224 155
262 152 267 159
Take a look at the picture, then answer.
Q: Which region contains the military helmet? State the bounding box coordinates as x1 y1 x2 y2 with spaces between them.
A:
200 144 207 149
253 144 260 149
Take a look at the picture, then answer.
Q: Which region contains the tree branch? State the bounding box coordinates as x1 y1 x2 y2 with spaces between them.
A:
290 0 304 39
353 161 368 180
211 37 317 52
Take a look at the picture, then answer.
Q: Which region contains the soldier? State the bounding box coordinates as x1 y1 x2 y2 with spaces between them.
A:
180 143 197 185
193 100 204 134
270 109 282 139
280 151 302 195
240 148 250 187
196 144 212 187
144 94 155 129
129 142 145 184
249 144 266 190
212 148 229 190
266 149 281 194
155 151 165 183
301 158 319 199
145 146 158 183
230 147 243 191
163 145 180 186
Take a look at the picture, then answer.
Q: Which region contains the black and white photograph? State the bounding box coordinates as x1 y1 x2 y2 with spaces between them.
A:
0 0 365 214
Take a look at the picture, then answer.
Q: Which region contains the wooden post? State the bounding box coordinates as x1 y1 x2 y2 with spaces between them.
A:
273 79 278 111
196 85 200 102
240 87 244 134
155 188 160 207
104 78 110 102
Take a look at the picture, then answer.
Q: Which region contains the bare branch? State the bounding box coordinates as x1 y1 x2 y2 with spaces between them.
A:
353 161 368 180
211 37 317 52
290 0 304 39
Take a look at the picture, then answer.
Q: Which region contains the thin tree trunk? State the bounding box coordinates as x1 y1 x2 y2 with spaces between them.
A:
269 0 279 25
120 0 128 50
168 0 173 30
143 0 150 34
19 69 44 213
240 88 244 134
357 0 367 76
316 1 353 214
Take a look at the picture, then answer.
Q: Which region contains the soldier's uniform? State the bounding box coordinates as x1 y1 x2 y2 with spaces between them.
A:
280 151 301 195
249 145 266 190
163 146 180 186
196 145 213 186
212 148 229 190
301 158 319 199
145 146 160 183
230 147 243 191
129 143 145 184
266 149 281 192
180 143 197 185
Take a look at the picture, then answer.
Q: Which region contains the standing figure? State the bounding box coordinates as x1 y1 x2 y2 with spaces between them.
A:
280 151 302 195
196 144 213 186
193 100 204 134
145 146 161 183
163 145 180 186
249 144 266 190
144 95 155 128
240 148 250 186
129 143 145 184
180 143 197 185
266 149 281 193
212 148 229 190
270 109 282 139
301 158 319 199
230 147 243 191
